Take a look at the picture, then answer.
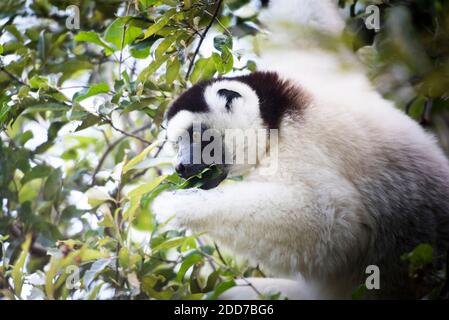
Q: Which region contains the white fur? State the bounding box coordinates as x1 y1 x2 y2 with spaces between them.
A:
152 0 449 299
167 80 262 143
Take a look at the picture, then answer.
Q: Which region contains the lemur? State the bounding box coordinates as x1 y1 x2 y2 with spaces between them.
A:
151 0 449 299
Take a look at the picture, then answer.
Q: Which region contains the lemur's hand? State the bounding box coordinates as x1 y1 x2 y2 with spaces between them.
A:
151 189 200 226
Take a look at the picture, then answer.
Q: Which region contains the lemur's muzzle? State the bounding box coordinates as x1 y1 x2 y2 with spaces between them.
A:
175 162 208 179
175 123 228 189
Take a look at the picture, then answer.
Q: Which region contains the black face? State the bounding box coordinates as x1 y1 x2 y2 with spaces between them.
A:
174 124 228 190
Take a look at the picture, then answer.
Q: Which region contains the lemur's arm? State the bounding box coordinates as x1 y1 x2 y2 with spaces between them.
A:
151 180 364 277
152 181 311 238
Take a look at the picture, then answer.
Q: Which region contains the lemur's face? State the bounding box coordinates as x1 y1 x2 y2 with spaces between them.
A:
165 78 264 189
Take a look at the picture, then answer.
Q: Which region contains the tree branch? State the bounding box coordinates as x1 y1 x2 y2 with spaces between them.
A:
213 242 264 298
185 0 223 81
104 118 152 145
90 123 152 186
0 66 27 87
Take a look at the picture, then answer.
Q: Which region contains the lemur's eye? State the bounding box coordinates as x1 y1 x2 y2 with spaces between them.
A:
217 89 241 111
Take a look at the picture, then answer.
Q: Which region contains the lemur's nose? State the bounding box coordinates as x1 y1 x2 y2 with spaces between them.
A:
175 163 185 175
175 163 208 179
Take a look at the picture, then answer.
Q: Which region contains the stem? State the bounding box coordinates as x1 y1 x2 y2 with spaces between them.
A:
185 0 223 81
90 123 152 186
104 117 152 145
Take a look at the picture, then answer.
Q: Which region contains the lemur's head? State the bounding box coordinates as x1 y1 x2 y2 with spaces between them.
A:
165 71 307 189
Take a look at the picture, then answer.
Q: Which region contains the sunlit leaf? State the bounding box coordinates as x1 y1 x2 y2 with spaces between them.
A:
74 31 114 55
11 234 32 297
73 83 110 102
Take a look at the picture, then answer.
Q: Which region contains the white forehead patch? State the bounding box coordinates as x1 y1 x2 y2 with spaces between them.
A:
166 110 195 142
204 80 259 115
166 80 264 141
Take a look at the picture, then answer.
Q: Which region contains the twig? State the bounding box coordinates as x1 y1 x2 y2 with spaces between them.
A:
197 238 217 272
104 117 152 145
203 9 232 36
130 60 137 80
214 242 228 266
237 277 264 298
153 139 167 158
118 23 128 76
185 0 223 81
213 242 264 298
90 123 152 186
0 66 27 87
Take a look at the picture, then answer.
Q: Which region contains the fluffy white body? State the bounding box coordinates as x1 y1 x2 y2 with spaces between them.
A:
152 0 449 299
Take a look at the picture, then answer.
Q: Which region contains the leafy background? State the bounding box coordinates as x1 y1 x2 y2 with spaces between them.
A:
0 0 448 300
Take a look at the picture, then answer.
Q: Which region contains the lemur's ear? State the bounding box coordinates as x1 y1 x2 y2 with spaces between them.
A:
217 89 242 111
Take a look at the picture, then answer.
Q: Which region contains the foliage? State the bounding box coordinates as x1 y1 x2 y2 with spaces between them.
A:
343 0 449 145
0 0 448 300
0 0 267 300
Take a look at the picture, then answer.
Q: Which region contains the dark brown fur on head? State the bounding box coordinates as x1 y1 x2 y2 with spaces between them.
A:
166 71 309 129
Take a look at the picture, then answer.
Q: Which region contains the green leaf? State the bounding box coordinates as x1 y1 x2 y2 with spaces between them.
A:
166 56 180 84
190 57 216 83
0 102 11 126
351 284 367 300
86 187 113 207
118 247 130 269
204 270 220 292
127 174 167 199
21 164 52 184
176 252 202 282
104 17 142 50
402 243 434 270
24 103 70 113
37 30 47 62
18 180 42 203
213 34 233 52
11 234 32 296
84 258 112 289
29 75 48 90
74 31 114 55
123 140 161 173
205 279 236 300
213 49 233 74
73 83 110 102
43 168 62 201
87 283 105 300
18 130 33 146
137 55 170 81
130 37 160 59
152 233 204 252
143 10 176 39
155 36 176 59
98 210 115 228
